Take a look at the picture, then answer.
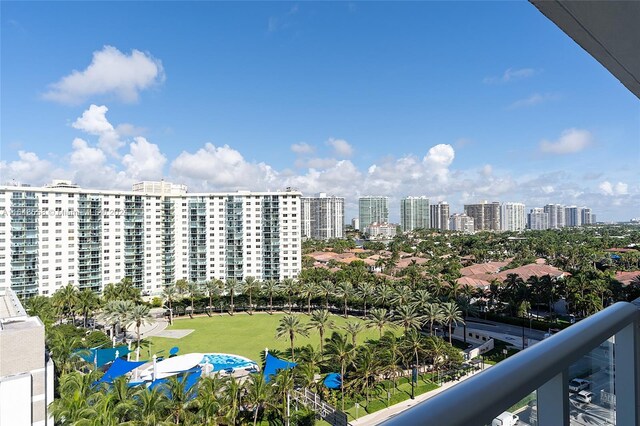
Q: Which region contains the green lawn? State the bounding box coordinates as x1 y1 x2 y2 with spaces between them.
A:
147 312 393 362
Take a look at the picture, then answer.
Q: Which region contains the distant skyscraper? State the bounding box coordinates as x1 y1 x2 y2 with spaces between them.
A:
464 201 501 231
450 213 474 234
565 206 582 227
430 201 450 231
400 197 430 231
528 208 549 230
544 204 565 229
351 217 360 230
501 202 526 231
301 193 344 240
358 196 389 228
581 207 593 225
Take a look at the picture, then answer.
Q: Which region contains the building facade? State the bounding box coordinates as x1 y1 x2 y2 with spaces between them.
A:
363 222 398 239
543 204 565 229
501 202 526 232
429 201 450 231
565 206 582 227
0 181 302 297
527 208 549 230
400 197 430 232
449 213 475 234
358 196 389 229
464 201 501 231
300 193 344 240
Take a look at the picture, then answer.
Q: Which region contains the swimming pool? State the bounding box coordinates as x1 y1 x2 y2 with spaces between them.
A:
200 353 258 372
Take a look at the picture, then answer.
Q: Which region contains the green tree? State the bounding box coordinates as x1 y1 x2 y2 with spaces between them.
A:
343 320 366 346
393 304 424 335
276 314 309 361
126 304 152 360
262 279 280 314
308 309 334 353
324 332 355 411
76 289 100 329
244 276 261 315
366 308 395 338
224 278 243 316
441 301 464 345
334 281 353 318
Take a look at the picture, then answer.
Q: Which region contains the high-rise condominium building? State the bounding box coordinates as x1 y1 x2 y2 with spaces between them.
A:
565 206 583 227
0 180 302 298
429 201 450 231
528 208 549 230
464 201 501 231
400 196 430 231
301 193 344 240
450 213 475 234
544 204 565 229
501 202 526 231
358 196 389 229
581 207 593 225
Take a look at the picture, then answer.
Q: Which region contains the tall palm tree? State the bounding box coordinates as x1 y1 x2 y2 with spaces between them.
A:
374 282 394 308
162 285 178 325
391 285 413 308
55 283 79 322
197 376 225 425
393 304 424 335
402 328 425 372
319 279 335 310
76 289 100 328
441 301 464 345
379 331 404 391
221 376 243 426
163 373 199 424
224 278 243 316
456 296 479 344
281 278 299 313
244 276 261 315
132 385 169 426
126 304 152 360
102 283 120 303
275 314 309 361
351 345 380 404
343 321 366 346
324 332 355 411
334 281 353 318
244 373 271 426
204 279 223 316
366 308 395 338
187 282 201 318
356 281 376 316
308 309 334 353
299 279 317 314
262 279 280 314
422 302 443 336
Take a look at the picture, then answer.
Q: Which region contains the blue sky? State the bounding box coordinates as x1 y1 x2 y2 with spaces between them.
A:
1 1 638 222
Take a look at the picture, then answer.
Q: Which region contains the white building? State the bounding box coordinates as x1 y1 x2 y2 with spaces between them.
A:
0 180 302 298
301 193 344 240
400 196 430 232
450 213 475 234
544 204 565 229
358 196 389 229
429 201 450 231
528 208 549 230
501 202 526 232
565 206 582 227
363 222 398 239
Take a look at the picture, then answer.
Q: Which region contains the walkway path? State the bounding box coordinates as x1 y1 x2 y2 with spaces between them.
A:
350 365 492 426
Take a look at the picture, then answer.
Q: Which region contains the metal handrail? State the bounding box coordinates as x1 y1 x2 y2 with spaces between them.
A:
381 302 640 426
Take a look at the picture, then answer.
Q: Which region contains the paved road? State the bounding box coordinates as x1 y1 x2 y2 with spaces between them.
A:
466 318 547 341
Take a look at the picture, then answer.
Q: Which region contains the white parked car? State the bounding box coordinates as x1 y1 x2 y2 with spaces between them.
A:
575 390 594 404
569 378 591 393
492 411 519 426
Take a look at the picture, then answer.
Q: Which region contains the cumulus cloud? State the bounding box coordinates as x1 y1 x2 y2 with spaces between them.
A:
43 45 164 104
539 128 593 154
122 137 167 180
599 181 629 196
327 138 354 157
0 151 64 184
508 93 560 109
290 142 315 155
484 67 537 84
72 104 124 156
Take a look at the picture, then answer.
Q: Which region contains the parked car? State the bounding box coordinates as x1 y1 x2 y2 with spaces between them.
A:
492 411 519 426
569 378 590 393
575 390 594 404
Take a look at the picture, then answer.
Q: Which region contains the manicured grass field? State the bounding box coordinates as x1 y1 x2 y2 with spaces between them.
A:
147 312 393 362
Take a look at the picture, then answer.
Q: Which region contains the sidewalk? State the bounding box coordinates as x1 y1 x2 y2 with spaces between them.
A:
350 365 492 426
124 316 169 340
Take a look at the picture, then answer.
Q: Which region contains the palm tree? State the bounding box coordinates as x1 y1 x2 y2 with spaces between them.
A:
76 289 100 328
393 304 424 335
244 276 261 315
299 279 317 314
456 296 479 343
224 278 243 316
281 278 299 313
391 285 413 308
308 309 334 353
197 376 225 425
162 285 178 325
351 345 380 404
423 302 443 336
175 278 190 297
343 321 366 346
374 282 394 308
126 304 152 360
403 328 425 372
163 373 199 424
187 282 201 318
379 331 404 392
262 279 280 314
426 336 448 383
356 281 376 316
102 283 120 303
115 277 142 302
132 385 169 426
275 314 309 361
319 279 335 310
441 301 464 345
55 283 79 322
334 281 353 318
244 373 271 426
107 376 138 422
367 308 396 338
221 376 243 425
204 279 223 316
324 332 355 411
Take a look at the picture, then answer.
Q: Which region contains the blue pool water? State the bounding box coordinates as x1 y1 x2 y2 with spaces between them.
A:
200 353 257 372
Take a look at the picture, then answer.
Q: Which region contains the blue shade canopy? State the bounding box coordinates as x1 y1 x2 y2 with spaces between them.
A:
263 353 297 383
96 358 147 384
76 346 130 368
169 346 180 355
323 373 342 389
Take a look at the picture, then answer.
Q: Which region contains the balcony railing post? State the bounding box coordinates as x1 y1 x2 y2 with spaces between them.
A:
537 369 569 426
614 321 640 426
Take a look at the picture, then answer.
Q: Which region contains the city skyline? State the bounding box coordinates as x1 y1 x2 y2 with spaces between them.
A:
1 2 638 222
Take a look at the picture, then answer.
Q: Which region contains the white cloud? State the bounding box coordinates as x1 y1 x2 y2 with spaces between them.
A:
599 181 628 196
484 67 537 84
509 93 560 109
290 142 315 155
72 104 124 156
43 45 164 104
539 128 593 154
122 137 167 180
327 138 354 157
0 151 63 184
481 164 493 177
